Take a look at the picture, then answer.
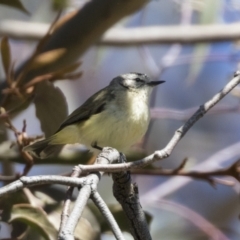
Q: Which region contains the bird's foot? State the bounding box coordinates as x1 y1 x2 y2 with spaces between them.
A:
91 141 103 151
119 152 127 163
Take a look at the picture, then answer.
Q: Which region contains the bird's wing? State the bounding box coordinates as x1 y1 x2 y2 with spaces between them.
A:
57 87 113 131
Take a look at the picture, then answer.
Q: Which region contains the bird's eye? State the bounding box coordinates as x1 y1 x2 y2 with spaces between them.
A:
135 78 142 82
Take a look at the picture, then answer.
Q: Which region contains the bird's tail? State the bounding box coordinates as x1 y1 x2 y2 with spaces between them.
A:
23 138 63 159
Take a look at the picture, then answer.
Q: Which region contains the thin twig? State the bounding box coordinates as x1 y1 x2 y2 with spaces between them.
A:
77 72 240 173
59 166 82 234
156 199 230 240
58 181 94 240
130 158 240 187
58 148 121 240
0 112 35 176
150 104 240 121
91 191 125 240
0 175 86 198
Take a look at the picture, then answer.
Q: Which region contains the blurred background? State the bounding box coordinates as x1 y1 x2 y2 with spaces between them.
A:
1 0 240 239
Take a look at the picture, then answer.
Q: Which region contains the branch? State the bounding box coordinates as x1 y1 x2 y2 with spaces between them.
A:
14 0 149 82
59 166 81 235
0 175 85 198
91 191 125 240
151 104 240 121
112 154 151 240
102 23 240 45
0 112 37 176
157 200 230 240
2 20 240 45
77 71 240 173
0 148 125 239
130 159 240 187
58 147 124 240
59 175 96 240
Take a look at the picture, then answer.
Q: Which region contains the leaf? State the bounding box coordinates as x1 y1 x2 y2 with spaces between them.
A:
0 191 29 222
9 204 58 240
56 61 82 76
34 81 68 137
51 0 68 11
0 191 32 238
0 37 11 78
186 0 221 84
0 0 29 14
31 48 67 70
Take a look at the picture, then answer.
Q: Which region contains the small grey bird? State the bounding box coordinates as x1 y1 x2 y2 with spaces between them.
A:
24 73 164 158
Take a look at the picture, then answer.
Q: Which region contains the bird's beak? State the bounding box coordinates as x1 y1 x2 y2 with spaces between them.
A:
147 80 165 87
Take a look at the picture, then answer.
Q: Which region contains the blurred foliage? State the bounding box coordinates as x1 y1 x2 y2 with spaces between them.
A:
0 0 240 239
51 0 68 11
1 188 101 239
1 186 151 239
0 0 29 14
187 0 221 84
0 0 152 238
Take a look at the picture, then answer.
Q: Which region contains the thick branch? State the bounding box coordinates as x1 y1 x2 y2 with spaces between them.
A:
14 0 149 82
112 163 151 240
102 23 240 45
2 20 240 44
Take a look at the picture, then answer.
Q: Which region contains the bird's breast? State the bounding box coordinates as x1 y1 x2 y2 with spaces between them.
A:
61 91 151 153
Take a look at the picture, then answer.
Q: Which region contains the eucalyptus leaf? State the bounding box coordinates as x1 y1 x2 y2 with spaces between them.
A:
187 0 221 84
34 81 68 137
9 203 58 240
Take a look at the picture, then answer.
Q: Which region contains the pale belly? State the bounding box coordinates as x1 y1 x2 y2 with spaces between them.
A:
51 96 150 153
78 108 150 151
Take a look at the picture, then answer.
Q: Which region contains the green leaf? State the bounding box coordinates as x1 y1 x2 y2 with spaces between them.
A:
0 0 29 14
34 81 68 137
9 204 58 240
0 37 11 78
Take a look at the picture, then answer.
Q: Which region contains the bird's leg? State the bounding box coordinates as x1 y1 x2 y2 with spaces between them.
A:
91 141 103 151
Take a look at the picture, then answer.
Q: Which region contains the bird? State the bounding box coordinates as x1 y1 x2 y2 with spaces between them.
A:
24 72 165 159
